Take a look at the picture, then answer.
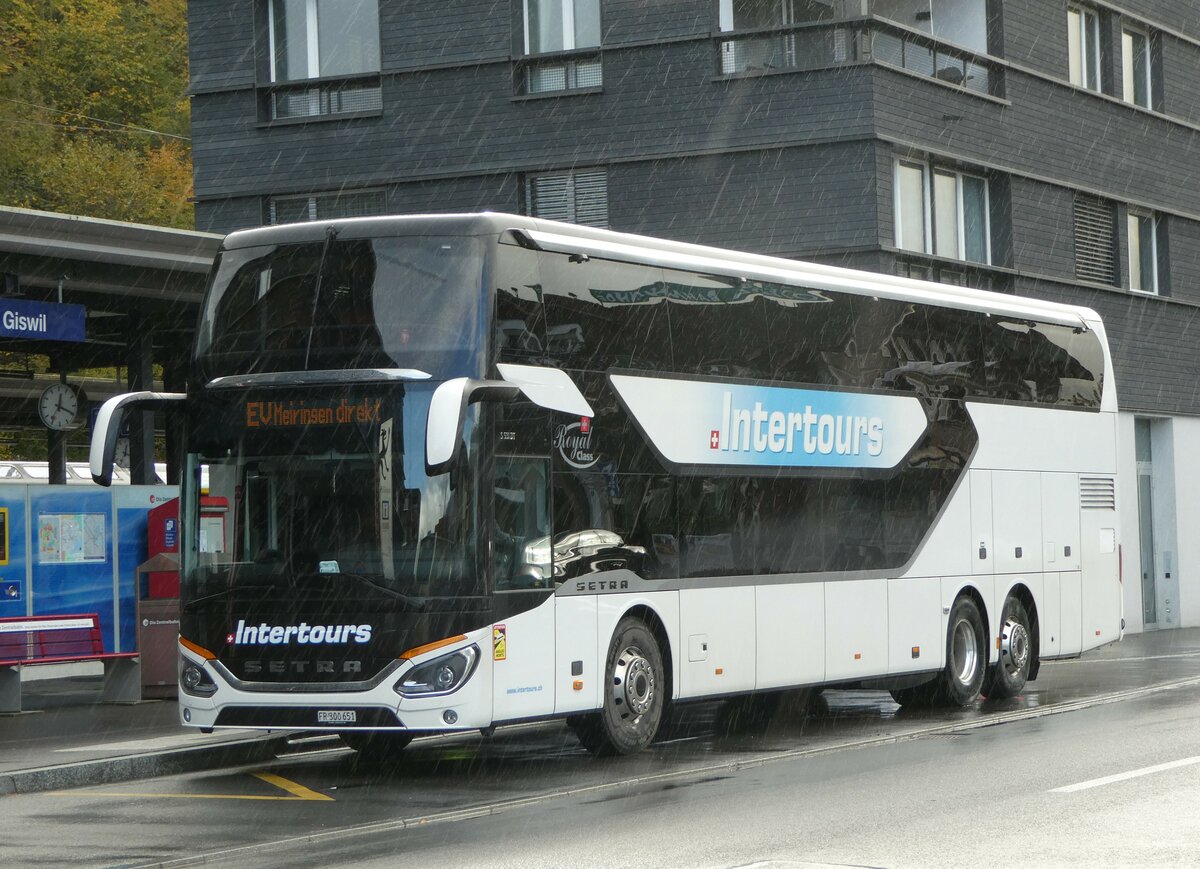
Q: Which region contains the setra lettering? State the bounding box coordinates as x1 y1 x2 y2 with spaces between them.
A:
575 579 631 593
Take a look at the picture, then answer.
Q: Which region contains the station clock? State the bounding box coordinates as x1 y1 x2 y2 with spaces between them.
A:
38 382 84 431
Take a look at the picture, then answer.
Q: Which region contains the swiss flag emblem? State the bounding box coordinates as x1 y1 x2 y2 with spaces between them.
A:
710 430 720 449
580 417 591 433
226 633 234 644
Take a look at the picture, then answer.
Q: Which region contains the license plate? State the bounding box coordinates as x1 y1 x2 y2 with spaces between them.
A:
317 710 356 724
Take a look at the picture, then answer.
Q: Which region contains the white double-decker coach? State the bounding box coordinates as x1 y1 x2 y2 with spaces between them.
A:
92 213 1121 756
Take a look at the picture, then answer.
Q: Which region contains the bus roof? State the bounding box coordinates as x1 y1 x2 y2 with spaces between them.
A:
222 213 1102 330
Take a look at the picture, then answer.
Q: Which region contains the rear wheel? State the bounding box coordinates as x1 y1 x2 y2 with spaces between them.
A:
892 596 986 708
941 595 987 706
570 616 666 756
983 597 1032 699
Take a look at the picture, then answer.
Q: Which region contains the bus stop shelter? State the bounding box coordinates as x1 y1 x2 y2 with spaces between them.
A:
0 206 221 483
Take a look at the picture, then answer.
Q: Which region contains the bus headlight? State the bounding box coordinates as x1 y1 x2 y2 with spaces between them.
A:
180 657 218 697
395 645 479 697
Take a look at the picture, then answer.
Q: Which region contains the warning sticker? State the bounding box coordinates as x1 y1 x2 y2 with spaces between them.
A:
493 624 507 661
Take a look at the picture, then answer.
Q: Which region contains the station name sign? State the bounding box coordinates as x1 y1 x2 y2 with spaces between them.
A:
0 299 86 343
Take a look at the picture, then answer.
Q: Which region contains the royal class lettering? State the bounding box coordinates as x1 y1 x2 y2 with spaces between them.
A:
554 421 599 469
717 392 883 457
230 620 373 645
2 310 47 333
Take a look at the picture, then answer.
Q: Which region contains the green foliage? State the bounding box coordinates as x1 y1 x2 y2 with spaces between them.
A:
0 0 193 228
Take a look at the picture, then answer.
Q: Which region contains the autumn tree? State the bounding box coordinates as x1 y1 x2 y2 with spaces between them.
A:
0 0 193 228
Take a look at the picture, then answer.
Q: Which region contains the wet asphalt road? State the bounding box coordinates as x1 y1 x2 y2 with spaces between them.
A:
8 639 1200 868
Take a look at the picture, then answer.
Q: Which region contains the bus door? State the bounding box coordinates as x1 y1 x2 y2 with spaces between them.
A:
490 399 556 722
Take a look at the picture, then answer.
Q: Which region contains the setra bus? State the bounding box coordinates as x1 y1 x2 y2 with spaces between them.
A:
91 213 1122 755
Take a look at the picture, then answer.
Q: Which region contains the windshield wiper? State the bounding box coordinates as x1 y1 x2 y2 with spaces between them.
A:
304 225 338 369
185 582 278 610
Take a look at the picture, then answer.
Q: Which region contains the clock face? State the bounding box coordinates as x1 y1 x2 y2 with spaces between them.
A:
113 437 131 469
38 384 80 431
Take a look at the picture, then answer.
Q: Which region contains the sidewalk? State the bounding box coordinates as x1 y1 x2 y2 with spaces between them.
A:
3 626 1200 796
0 670 286 795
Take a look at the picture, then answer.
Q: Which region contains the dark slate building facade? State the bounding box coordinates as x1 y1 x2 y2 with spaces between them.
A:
187 0 1200 633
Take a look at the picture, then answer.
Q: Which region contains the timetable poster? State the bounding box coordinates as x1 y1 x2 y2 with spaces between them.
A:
38 513 106 563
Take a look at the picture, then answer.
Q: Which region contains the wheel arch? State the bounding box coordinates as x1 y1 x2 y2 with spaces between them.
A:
1003 582 1041 681
623 604 675 704
954 582 990 646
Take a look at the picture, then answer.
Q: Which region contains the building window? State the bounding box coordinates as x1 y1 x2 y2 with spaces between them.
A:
521 0 602 94
1067 5 1102 91
873 0 989 55
1127 209 1158 294
870 0 995 95
1073 194 1116 285
265 0 381 120
525 169 608 228
265 189 387 224
269 0 379 81
717 0 848 75
1121 27 1152 108
894 160 990 265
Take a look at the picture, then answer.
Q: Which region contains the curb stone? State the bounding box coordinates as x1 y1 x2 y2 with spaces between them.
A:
0 734 290 795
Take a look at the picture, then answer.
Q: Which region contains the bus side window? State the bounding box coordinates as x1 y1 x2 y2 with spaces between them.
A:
664 269 771 381
493 456 551 590
538 253 672 373
495 240 545 364
550 472 675 581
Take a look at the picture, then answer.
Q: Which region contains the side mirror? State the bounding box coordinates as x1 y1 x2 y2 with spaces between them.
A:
89 391 186 486
425 378 519 475
424 366 595 476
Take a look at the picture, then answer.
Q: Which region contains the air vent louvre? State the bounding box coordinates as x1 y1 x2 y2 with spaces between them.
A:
1080 476 1116 510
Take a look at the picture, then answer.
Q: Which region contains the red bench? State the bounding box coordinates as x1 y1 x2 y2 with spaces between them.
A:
0 613 141 713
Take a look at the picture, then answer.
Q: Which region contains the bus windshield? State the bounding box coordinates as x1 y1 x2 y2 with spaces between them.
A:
182 383 482 609
193 234 487 381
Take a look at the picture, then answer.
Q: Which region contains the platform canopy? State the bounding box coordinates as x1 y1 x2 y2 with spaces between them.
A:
0 205 222 424
0 206 223 481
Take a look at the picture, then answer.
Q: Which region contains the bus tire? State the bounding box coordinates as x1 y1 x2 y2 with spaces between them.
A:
940 595 986 706
983 596 1032 699
572 616 666 756
340 731 413 760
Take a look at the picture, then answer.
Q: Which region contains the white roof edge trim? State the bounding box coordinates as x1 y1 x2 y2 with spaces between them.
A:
522 228 1092 329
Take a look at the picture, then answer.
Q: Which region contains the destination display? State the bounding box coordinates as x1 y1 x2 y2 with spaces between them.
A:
244 397 383 429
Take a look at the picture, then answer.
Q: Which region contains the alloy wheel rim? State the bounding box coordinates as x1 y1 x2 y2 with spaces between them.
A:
612 645 656 723
951 618 978 685
1000 617 1030 677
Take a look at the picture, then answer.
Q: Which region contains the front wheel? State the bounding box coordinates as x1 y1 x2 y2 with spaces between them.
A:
570 616 666 756
983 597 1032 699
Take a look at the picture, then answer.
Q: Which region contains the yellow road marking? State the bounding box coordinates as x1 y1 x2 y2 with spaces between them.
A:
45 791 303 801
44 771 334 802
251 771 335 801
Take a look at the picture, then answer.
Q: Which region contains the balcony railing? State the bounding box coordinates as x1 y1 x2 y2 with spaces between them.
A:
259 74 383 122
715 18 1003 99
514 50 603 96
